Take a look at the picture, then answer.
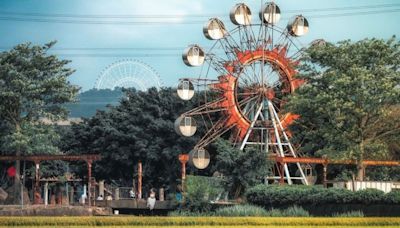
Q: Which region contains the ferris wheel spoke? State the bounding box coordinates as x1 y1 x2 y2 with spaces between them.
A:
237 91 258 96
238 95 259 107
243 62 261 86
182 98 228 116
195 118 235 149
205 55 230 75
239 71 256 87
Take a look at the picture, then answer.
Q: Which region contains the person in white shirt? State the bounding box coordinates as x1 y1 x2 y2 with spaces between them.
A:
146 188 156 213
129 189 136 199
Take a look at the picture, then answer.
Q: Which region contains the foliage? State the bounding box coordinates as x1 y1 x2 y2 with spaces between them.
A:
353 188 385 204
61 87 200 188
332 210 364 217
384 190 400 204
212 139 269 198
0 216 399 226
286 37 400 180
213 204 268 216
0 122 60 155
0 41 78 155
184 175 224 212
246 184 398 206
279 205 310 217
0 41 79 127
212 205 308 217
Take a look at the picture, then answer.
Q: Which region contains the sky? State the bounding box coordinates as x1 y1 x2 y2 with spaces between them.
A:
0 0 399 92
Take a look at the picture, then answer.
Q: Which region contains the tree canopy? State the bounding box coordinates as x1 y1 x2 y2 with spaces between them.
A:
0 41 79 156
61 88 200 189
286 37 400 180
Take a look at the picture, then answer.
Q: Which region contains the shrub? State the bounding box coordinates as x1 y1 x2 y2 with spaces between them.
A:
354 189 385 204
333 210 364 217
385 190 400 204
281 205 310 217
213 204 268 217
184 175 224 212
246 184 400 207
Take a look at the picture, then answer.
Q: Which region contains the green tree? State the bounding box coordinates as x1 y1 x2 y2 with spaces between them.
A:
286 37 400 180
61 88 200 190
212 139 269 198
0 42 78 201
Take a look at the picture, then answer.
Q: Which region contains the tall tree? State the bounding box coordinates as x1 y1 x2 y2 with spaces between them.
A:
286 37 400 180
61 88 200 191
0 42 78 201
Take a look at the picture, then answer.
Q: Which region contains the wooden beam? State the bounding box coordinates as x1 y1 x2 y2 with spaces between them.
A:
271 156 400 166
0 154 101 162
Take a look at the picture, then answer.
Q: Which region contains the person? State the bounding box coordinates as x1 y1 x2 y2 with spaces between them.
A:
96 194 104 201
129 188 136 199
146 188 156 214
80 193 87 204
175 185 182 202
175 184 183 209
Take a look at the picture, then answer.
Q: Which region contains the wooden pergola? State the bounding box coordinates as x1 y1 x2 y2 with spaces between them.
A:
0 154 101 206
271 156 400 186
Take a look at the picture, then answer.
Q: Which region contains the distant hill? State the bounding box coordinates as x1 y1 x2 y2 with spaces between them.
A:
66 88 124 118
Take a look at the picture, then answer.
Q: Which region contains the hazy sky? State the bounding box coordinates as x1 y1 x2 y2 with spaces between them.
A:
0 0 399 91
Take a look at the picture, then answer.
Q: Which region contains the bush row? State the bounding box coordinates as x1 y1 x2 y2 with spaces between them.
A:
0 216 399 226
169 205 310 217
246 185 400 206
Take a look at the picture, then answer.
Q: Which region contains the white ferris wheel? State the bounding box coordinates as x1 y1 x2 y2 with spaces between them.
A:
95 59 163 91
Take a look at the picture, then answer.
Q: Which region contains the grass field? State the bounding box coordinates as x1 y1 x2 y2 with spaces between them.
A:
1 226 399 228
0 217 399 227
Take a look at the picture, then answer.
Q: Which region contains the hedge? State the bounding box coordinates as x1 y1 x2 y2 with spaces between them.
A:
245 185 400 207
0 217 399 226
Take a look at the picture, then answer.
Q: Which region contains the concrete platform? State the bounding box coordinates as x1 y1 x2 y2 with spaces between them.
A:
95 199 176 210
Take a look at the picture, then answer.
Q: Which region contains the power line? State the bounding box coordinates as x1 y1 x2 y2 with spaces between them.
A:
0 16 203 25
306 8 400 18
0 8 398 25
0 3 398 19
56 54 179 58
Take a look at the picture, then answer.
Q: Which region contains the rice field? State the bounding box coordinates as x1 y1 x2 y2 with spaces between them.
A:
0 216 399 227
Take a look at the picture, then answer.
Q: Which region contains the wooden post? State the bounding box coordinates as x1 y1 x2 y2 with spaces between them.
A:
44 182 48 206
323 164 328 188
115 188 120 200
178 154 189 193
34 161 41 204
99 180 105 199
159 188 164 201
87 160 92 207
69 185 74 205
138 161 142 199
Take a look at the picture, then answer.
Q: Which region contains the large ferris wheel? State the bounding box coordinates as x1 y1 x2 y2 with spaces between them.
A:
175 2 313 185
95 59 163 91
